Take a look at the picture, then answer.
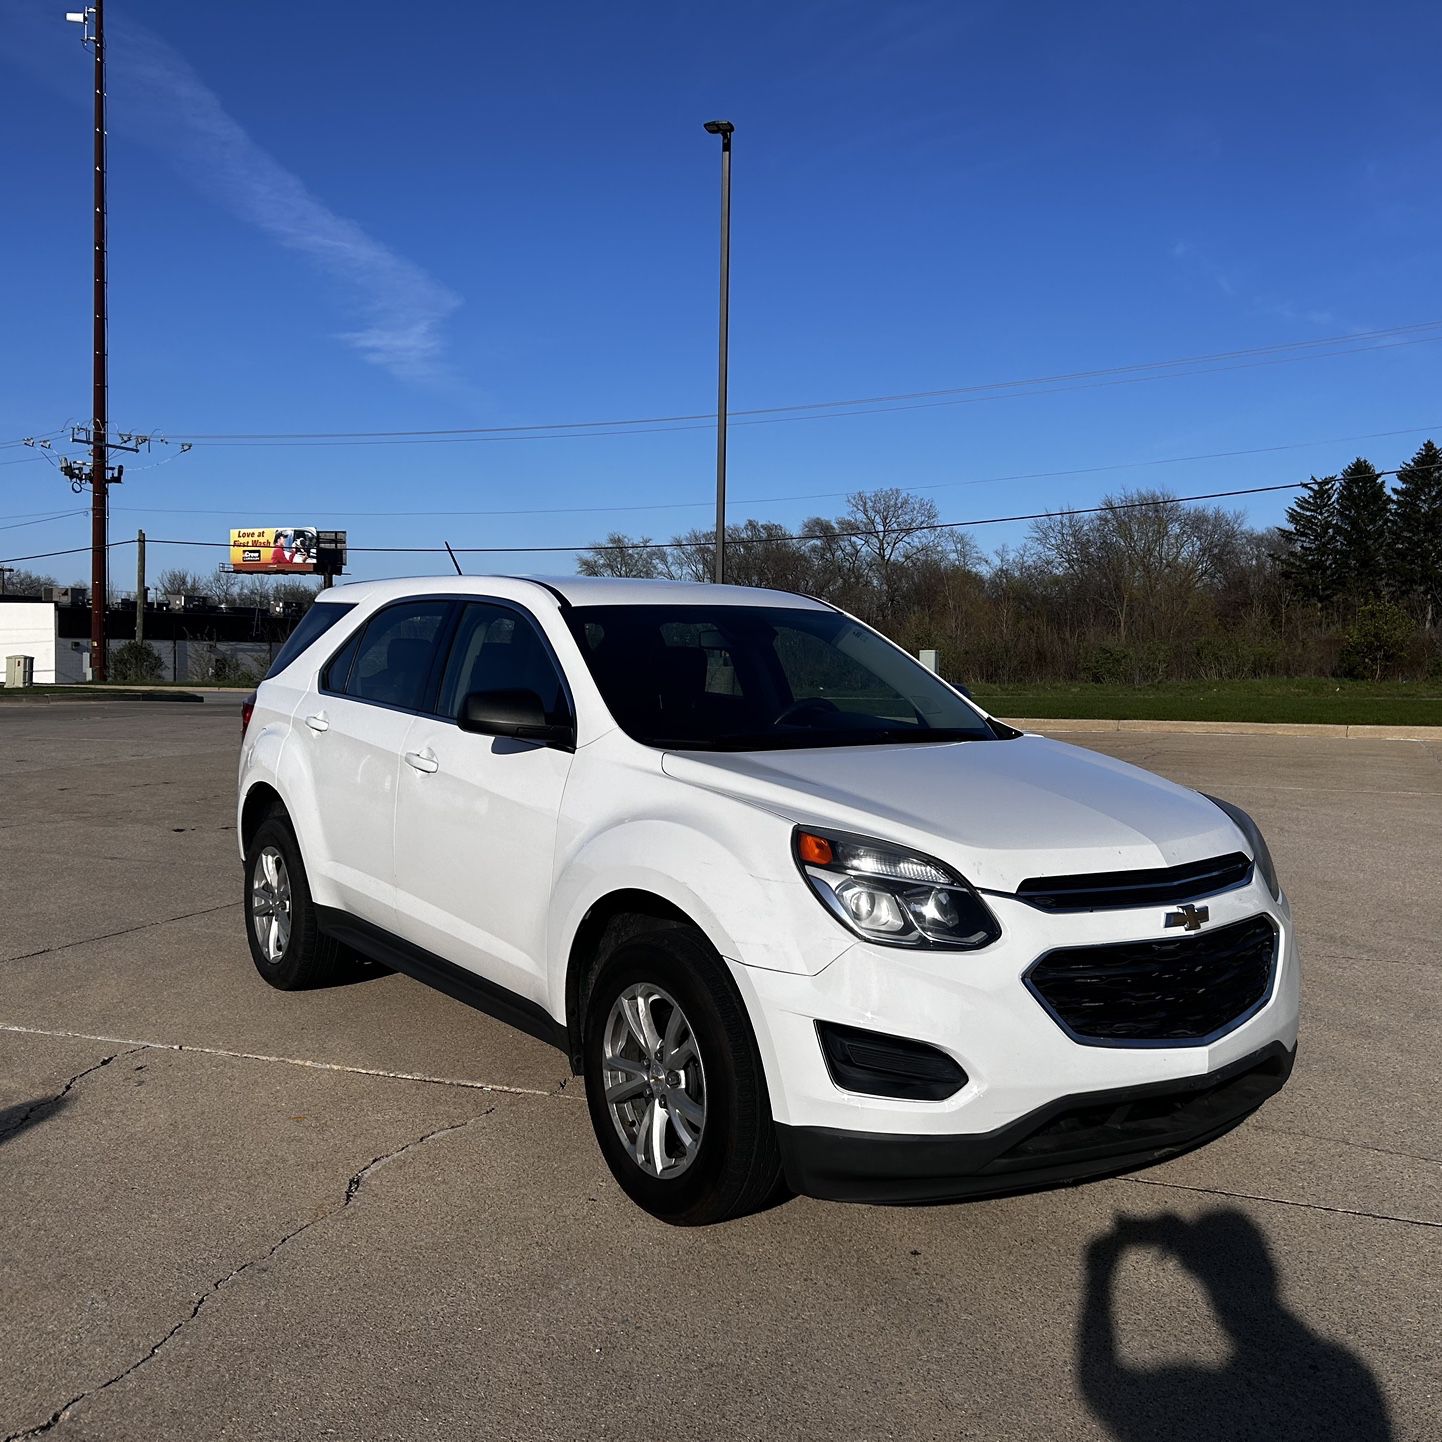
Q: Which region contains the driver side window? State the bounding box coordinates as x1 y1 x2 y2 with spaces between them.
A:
437 602 568 722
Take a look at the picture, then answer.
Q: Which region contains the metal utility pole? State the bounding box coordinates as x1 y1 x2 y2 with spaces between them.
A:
135 529 146 646
703 120 734 585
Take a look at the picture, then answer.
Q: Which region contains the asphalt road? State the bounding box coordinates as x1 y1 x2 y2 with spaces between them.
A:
1 700 1437 1441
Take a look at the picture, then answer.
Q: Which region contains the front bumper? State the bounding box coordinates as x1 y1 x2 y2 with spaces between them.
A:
727 876 1299 1193
777 1041 1294 1203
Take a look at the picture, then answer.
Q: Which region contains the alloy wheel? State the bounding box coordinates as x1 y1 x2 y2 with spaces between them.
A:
601 983 707 1179
250 844 293 962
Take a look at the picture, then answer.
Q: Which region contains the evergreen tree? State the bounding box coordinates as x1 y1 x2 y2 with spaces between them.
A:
1389 440 1442 628
1334 457 1391 601
1274 474 1339 605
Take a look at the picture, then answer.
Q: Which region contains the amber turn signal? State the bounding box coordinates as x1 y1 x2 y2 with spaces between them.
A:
796 831 834 866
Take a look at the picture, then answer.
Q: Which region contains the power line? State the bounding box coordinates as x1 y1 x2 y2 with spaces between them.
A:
139 321 1442 445
0 544 97 564
91 421 1442 522
4 476 1379 568
0 509 88 534
9 329 1430 455
0 431 66 450
69 332 1437 454
361 482 1336 553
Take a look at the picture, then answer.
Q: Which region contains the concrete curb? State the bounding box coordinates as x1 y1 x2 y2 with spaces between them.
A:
95 685 248 697
0 687 211 703
1008 717 1442 740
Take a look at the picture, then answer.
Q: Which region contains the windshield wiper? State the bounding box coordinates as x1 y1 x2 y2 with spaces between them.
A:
658 728 987 752
823 728 985 747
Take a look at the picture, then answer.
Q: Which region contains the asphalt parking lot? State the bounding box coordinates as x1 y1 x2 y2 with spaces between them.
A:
1 699 1437 1441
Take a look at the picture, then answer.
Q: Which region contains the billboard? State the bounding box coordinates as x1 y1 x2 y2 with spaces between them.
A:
230 527 319 574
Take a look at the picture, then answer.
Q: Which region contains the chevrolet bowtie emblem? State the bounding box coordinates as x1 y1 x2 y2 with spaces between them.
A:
1165 903 1209 931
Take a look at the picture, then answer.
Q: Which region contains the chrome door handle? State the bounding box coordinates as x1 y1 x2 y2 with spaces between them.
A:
305 712 329 732
404 749 439 774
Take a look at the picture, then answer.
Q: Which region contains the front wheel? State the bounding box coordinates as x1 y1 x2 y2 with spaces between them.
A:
582 923 782 1225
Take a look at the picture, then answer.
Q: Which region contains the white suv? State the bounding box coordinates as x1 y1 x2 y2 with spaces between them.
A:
238 576 1298 1224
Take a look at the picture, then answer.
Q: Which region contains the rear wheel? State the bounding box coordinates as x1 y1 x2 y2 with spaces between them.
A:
243 814 344 989
582 922 782 1225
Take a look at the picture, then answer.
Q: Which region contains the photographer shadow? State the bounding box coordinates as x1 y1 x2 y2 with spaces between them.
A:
1078 1209 1391 1442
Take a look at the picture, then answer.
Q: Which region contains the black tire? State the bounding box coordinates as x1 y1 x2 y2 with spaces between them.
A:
243 813 345 990
582 922 783 1225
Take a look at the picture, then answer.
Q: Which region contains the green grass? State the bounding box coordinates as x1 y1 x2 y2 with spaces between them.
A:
971 678 1442 727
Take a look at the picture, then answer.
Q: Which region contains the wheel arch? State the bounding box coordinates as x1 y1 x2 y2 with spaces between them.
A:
240 781 288 854
562 889 704 1073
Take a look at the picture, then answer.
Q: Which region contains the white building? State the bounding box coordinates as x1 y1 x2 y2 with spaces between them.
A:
0 600 86 684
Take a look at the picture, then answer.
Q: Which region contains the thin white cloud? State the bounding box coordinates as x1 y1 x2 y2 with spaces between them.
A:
1169 240 1342 325
114 25 463 384
1169 239 1235 297
0 4 462 385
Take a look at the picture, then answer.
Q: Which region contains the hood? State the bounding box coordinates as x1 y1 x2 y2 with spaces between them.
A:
660 735 1242 894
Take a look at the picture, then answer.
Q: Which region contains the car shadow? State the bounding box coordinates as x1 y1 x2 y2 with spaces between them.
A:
0 1093 70 1148
1077 1209 1391 1442
310 955 394 989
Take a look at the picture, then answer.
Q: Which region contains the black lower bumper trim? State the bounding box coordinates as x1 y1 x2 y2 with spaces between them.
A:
775 1041 1294 1204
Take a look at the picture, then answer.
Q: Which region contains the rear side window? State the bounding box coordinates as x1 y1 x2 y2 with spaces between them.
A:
265 602 355 679
344 601 451 711
321 628 362 694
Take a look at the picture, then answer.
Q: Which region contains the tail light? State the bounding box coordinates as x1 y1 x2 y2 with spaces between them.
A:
241 691 256 738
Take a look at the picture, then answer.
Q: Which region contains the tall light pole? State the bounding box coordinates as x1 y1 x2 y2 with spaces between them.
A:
703 120 733 585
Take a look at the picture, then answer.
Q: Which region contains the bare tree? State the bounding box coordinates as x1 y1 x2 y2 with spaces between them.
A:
660 530 713 583
1029 490 1244 644
235 573 273 609
660 522 816 591
794 516 863 603
209 565 241 606
577 534 665 579
0 569 58 597
157 568 205 598
724 519 820 593
271 579 321 610
828 488 945 617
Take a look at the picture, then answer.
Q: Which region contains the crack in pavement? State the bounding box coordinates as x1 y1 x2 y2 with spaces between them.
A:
1 903 241 965
1300 947 1431 970
0 1048 143 1144
1252 1121 1442 1168
3 1109 497 1441
1117 1174 1442 1230
0 1024 573 1099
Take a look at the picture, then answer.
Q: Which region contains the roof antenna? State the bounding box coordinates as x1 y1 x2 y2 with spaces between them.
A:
443 540 464 576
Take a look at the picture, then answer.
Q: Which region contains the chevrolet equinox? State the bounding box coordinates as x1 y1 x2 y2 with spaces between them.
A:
237 576 1298 1224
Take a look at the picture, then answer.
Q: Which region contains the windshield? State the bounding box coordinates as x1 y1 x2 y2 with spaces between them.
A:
566 603 999 750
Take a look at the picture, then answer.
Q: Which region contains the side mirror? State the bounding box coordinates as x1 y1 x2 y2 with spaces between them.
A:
458 688 574 748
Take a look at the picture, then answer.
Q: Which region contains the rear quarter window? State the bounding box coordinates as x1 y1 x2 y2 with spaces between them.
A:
264 602 356 679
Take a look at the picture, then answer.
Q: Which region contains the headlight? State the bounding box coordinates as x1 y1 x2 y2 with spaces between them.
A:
793 828 1001 949
1203 794 1282 900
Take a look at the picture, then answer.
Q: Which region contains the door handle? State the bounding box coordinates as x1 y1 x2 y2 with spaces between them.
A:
404 749 439 774
305 712 329 733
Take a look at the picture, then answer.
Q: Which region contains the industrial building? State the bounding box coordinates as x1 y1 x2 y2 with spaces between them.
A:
0 590 304 684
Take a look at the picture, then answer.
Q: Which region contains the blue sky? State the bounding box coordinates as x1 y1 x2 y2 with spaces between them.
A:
2 0 1440 587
